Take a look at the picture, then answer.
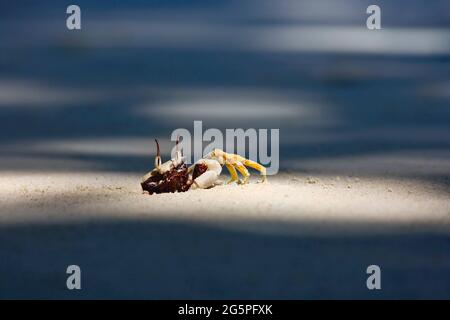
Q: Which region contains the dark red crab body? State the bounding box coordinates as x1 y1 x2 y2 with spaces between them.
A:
141 162 191 195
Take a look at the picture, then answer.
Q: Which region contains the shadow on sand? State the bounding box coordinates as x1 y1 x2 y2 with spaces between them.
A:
0 218 449 299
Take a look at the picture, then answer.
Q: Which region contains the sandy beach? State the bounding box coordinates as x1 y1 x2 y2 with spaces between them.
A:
1 168 449 299
1 171 449 232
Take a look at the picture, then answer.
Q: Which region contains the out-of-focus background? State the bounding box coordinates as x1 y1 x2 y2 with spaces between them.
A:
0 0 449 299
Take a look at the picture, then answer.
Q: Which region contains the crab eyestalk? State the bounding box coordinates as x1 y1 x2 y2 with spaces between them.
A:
154 139 162 170
175 135 182 162
142 139 191 195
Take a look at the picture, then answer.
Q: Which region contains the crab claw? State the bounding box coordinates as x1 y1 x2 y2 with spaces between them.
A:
189 159 222 189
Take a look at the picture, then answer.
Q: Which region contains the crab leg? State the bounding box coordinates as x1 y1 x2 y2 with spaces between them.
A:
204 149 267 184
242 159 267 182
224 153 266 184
234 162 250 184
225 163 240 184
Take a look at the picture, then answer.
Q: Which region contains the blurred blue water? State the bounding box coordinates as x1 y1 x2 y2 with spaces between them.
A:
0 1 449 179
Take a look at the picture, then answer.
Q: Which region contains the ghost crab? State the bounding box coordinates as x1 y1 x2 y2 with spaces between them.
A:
141 138 267 194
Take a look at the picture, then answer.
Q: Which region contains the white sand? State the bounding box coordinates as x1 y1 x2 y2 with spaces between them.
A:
1 159 449 299
1 171 449 236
